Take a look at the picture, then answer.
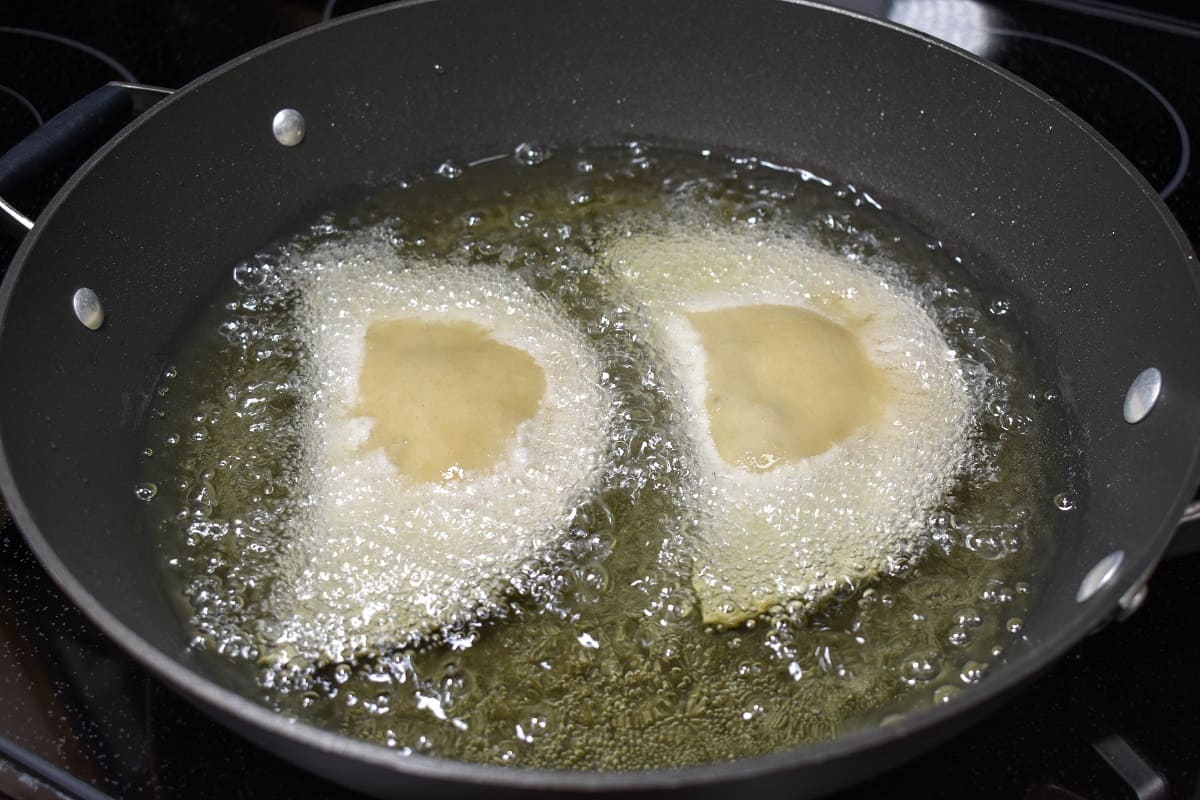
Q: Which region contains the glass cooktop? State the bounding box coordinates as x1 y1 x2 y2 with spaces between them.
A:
1 2 1198 798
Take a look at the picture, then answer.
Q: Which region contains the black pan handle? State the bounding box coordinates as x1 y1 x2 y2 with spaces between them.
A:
0 82 171 241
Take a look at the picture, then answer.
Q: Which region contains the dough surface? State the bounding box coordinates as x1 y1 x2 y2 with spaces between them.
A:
686 304 890 470
265 249 610 663
357 319 546 482
609 224 975 626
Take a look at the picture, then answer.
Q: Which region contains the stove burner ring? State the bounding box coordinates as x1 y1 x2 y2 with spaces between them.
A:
988 28 1190 200
0 84 43 128
0 26 137 84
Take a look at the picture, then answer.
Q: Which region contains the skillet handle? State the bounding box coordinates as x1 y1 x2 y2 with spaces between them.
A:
0 82 171 241
1166 499 1200 558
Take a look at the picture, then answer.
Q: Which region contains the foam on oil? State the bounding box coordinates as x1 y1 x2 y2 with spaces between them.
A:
265 259 611 665
607 226 976 627
140 144 1068 770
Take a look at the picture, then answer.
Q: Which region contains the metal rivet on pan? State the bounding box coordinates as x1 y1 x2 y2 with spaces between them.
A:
272 108 306 147
1123 367 1161 424
72 288 104 330
1076 550 1124 603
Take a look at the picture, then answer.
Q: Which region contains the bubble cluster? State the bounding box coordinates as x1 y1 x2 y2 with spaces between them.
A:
607 225 976 626
263 256 611 664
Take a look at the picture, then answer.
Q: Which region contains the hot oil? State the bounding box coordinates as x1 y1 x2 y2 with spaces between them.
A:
140 144 1070 770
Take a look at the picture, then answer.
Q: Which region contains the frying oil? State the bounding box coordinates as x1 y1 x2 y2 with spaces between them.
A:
140 144 1069 770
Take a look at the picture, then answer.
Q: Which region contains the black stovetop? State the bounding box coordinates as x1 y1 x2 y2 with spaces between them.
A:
1 2 1198 798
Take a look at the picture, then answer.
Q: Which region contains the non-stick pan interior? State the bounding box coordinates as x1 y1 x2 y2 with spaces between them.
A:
2 0 1198 793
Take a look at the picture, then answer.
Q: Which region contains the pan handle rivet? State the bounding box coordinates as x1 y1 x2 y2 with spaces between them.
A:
72 288 104 330
1076 550 1124 603
272 108 306 147
1123 367 1161 424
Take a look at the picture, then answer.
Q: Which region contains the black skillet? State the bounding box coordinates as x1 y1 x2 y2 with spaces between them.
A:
1 0 1198 797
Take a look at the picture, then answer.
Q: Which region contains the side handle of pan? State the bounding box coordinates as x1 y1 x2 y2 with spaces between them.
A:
0 82 171 240
1110 500 1200 625
1165 499 1200 558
